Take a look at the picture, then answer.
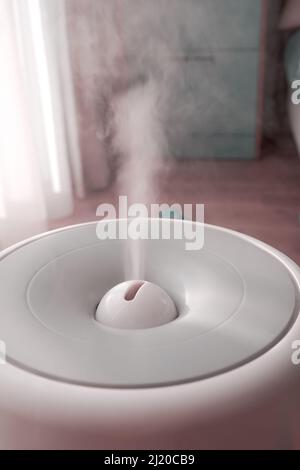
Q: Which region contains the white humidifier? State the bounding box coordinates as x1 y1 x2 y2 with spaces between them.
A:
0 219 299 449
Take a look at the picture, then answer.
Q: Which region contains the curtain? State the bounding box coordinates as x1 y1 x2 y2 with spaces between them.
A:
0 0 84 249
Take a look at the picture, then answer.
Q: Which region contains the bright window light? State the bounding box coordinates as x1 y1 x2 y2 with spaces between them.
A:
28 0 61 193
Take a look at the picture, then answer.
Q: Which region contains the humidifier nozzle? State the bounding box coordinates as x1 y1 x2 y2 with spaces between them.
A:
95 280 178 329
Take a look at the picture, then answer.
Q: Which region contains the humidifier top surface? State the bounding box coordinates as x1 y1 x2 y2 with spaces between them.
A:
0 220 299 388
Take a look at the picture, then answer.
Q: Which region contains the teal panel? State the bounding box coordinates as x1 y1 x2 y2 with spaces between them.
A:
170 134 257 159
284 30 300 84
178 0 262 53
168 51 259 137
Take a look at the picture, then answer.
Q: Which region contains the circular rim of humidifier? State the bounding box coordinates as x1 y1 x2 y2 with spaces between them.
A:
0 219 299 389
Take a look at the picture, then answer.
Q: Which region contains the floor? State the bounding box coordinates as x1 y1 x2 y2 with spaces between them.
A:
49 145 300 265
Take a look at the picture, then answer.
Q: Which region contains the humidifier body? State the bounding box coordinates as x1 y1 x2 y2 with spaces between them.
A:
0 220 299 449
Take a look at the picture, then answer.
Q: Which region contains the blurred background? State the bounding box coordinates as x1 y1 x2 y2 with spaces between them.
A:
0 0 299 264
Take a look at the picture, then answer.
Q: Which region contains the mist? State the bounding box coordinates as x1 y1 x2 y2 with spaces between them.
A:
66 0 204 279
